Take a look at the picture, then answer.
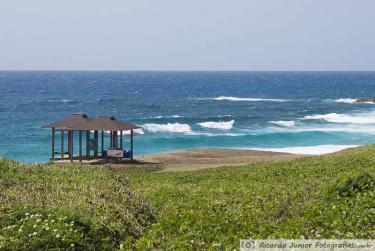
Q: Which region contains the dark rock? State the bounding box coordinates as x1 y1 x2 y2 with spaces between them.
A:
355 97 375 103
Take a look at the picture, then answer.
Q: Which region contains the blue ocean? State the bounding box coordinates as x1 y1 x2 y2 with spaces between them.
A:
1 71 375 163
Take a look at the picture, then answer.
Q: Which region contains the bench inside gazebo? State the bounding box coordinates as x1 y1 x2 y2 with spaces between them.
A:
42 113 141 163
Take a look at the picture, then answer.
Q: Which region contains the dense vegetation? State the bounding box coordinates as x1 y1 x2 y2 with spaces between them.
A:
0 159 156 250
127 146 375 249
1 145 374 250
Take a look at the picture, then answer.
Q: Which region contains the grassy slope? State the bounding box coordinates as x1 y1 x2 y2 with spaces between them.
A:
0 160 156 250
0 146 374 250
126 146 375 250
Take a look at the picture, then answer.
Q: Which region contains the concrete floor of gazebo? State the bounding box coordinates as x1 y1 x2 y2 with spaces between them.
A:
52 156 137 165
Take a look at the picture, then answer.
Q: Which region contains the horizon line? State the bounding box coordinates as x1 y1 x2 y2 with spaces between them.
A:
1 69 375 73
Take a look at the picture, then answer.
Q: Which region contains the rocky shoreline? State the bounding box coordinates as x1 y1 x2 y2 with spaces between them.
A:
355 97 375 103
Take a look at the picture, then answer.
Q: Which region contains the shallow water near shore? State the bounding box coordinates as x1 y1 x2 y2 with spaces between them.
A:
1 71 375 163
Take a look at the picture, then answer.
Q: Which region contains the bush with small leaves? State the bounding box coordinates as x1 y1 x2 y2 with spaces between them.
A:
0 159 157 250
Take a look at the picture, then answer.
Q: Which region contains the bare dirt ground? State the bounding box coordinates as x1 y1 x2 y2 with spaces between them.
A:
109 148 308 172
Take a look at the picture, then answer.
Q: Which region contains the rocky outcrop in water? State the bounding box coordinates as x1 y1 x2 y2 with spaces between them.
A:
355 97 375 103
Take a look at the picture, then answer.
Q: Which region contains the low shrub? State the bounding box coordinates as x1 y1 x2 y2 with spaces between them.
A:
300 172 375 239
0 207 111 250
0 159 157 250
331 172 374 197
129 146 375 248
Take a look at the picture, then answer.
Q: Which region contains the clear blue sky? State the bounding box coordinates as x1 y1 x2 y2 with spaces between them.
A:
0 0 374 71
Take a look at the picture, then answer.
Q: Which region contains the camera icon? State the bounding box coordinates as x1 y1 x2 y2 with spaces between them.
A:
240 240 256 250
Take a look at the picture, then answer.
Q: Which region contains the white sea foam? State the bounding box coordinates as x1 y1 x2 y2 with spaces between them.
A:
303 112 375 124
151 115 182 119
334 98 357 104
142 123 192 134
188 132 245 137
198 120 235 130
126 129 145 135
269 120 295 127
254 122 375 135
201 96 289 102
103 129 145 135
216 133 245 136
60 99 79 104
334 98 375 104
242 145 359 155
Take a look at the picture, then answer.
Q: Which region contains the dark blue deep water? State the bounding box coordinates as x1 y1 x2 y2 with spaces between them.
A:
1 71 375 162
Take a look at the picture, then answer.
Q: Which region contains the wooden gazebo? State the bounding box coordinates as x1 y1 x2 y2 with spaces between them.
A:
42 113 141 163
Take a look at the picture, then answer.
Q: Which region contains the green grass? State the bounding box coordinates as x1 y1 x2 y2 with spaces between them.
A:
0 160 156 250
125 145 375 250
1 145 375 250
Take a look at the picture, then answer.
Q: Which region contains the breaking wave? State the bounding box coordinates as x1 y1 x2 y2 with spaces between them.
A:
103 129 145 135
198 120 235 130
334 98 357 104
269 120 295 127
334 98 375 104
263 125 375 134
201 96 289 102
142 123 192 134
126 129 145 135
61 99 81 104
150 115 182 119
243 145 359 155
303 112 375 124
188 132 245 137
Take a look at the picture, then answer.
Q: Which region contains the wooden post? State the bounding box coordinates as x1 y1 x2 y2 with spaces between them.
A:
70 130 73 162
110 131 113 148
94 131 98 159
120 131 123 149
130 129 134 160
51 128 55 160
114 131 118 148
61 130 64 160
67 131 71 158
86 130 90 160
101 130 104 157
79 130 82 162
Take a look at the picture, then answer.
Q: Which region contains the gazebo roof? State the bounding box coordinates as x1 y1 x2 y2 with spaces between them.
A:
87 116 141 131
42 114 141 131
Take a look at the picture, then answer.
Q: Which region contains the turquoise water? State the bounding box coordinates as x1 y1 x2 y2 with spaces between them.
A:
1 71 375 163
